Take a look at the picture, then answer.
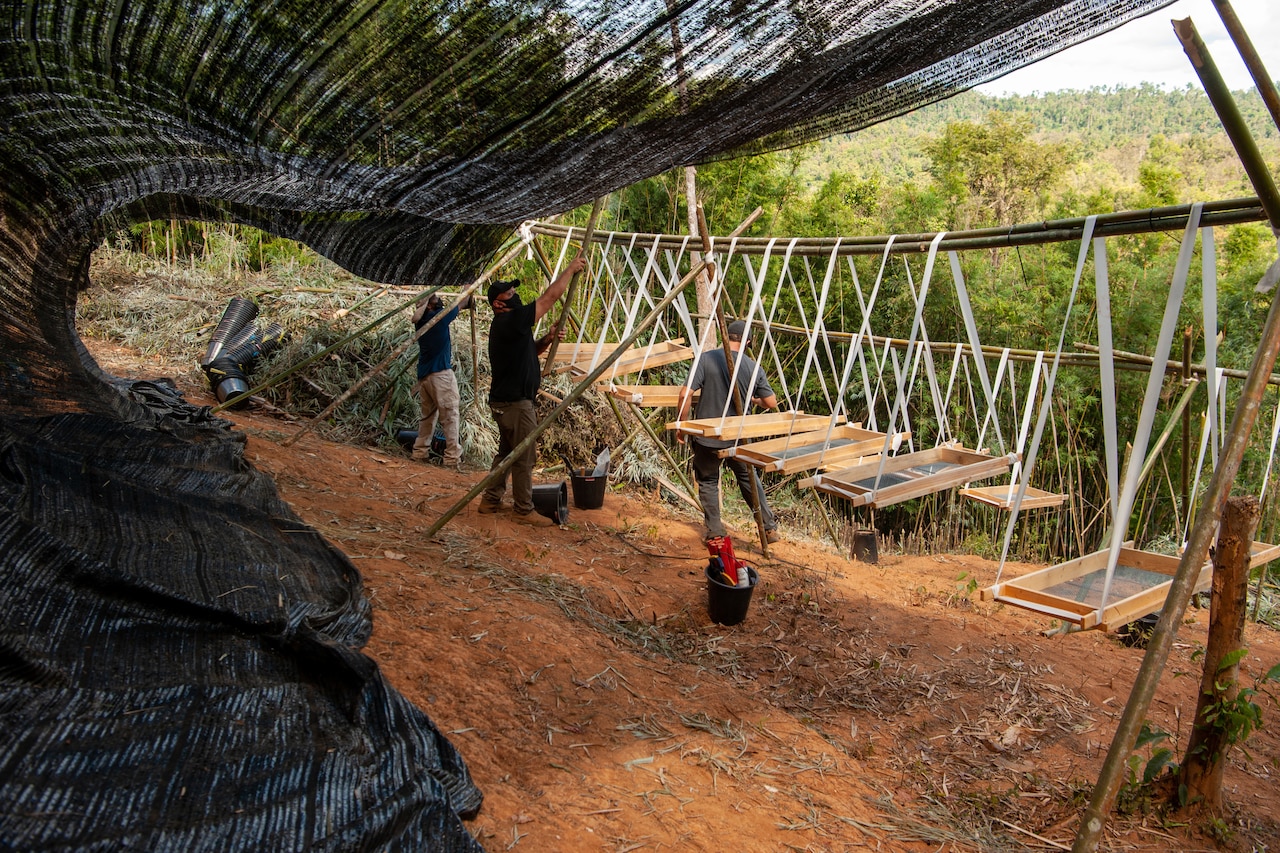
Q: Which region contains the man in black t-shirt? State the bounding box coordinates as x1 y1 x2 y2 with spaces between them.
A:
677 320 780 543
479 253 587 517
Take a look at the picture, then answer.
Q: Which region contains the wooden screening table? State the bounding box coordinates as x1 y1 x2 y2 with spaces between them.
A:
598 384 695 407
980 546 1212 632
799 444 1017 509
960 484 1066 510
724 424 911 474
667 411 840 442
559 339 693 381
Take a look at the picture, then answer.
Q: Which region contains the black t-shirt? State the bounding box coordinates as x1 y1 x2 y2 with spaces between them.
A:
488 300 540 404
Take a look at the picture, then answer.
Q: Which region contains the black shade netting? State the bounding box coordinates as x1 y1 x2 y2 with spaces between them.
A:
0 0 1177 848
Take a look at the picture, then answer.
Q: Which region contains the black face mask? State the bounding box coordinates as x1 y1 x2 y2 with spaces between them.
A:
503 292 522 310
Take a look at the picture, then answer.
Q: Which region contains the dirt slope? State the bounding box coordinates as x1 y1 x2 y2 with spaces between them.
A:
92 341 1280 852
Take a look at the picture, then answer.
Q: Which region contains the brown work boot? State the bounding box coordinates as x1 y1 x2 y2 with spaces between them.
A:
477 501 502 514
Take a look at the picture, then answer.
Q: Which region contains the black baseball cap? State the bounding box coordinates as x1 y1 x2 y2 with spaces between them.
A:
487 279 519 304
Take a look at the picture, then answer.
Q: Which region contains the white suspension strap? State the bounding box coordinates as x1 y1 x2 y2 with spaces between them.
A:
848 242 896 434
867 233 947 498
996 216 1099 582
1009 350 1046 484
1097 202 1205 618
949 252 1005 454
899 254 950 448
1258 391 1280 503
1202 226 1220 470
974 348 1012 455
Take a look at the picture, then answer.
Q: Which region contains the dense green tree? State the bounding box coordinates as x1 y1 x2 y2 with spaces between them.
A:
925 111 1076 229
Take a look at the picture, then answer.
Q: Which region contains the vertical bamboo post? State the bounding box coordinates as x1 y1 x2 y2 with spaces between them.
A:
543 197 605 374
1073 18 1280 852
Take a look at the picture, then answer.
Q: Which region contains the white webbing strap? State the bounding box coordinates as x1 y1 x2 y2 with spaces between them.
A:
950 252 1005 454
1097 202 1205 616
868 233 946 497
1202 226 1220 470
995 216 1098 582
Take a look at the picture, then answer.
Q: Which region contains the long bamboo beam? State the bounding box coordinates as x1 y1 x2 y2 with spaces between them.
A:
530 198 1265 257
1074 18 1280 853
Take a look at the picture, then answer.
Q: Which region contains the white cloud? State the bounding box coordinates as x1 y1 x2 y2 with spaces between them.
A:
977 0 1280 95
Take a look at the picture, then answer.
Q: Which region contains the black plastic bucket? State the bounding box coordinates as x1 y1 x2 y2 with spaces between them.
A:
395 430 418 454
570 472 607 509
851 528 879 564
705 562 757 626
531 481 569 524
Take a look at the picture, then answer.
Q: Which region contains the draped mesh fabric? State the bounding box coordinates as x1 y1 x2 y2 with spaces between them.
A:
1 0 1175 848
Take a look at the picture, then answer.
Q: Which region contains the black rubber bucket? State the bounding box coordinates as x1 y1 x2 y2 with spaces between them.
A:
851 528 879 564
531 481 569 524
705 562 757 626
395 430 418 454
570 472 607 509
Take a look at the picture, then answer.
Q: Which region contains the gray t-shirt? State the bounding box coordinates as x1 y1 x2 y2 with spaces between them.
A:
687 348 774 450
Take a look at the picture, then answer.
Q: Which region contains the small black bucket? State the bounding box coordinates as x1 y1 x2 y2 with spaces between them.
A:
570 471 607 509
531 481 569 524
395 430 418 454
705 562 757 626
851 528 879 564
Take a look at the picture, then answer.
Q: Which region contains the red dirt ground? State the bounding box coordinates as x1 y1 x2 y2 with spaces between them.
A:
92 341 1280 852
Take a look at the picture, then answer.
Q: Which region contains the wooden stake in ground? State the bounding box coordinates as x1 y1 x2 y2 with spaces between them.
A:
1178 494 1260 811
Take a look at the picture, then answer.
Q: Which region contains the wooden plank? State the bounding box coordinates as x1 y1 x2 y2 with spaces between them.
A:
599 384 694 407
573 344 695 380
551 341 626 364
667 411 834 440
727 426 906 474
1249 541 1280 569
996 584 1098 618
960 484 1066 510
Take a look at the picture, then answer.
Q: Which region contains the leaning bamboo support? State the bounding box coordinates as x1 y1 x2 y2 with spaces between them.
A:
280 239 528 445
428 208 762 536
1074 19 1280 852
426 257 712 536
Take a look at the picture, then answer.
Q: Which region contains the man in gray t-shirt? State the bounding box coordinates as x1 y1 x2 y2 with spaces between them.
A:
677 320 780 543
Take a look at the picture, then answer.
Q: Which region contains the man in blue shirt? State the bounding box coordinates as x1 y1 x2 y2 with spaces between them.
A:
479 254 586 517
411 291 474 470
677 320 780 543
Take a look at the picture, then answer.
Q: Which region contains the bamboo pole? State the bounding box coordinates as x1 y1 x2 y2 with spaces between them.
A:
279 239 528 445
427 260 708 537
752 321 1280 388
543 196 605 374
1073 19 1280 852
1211 0 1280 131
529 197 1265 258
426 208 763 538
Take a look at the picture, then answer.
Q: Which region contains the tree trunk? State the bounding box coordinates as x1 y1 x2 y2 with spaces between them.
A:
1177 494 1258 811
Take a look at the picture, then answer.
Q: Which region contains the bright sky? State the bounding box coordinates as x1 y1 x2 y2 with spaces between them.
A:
976 0 1280 95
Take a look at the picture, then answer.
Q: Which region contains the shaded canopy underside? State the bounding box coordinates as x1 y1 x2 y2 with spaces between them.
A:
0 0 1178 849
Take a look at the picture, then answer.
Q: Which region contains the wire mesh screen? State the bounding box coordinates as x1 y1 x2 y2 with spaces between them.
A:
0 0 1176 848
